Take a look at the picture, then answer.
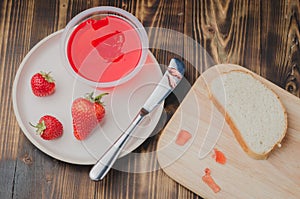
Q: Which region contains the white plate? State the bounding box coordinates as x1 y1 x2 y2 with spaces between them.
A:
12 30 163 165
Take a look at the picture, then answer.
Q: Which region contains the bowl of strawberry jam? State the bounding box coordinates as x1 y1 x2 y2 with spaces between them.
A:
61 6 149 88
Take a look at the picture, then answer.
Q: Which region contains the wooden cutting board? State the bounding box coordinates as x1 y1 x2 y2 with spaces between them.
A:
157 64 300 199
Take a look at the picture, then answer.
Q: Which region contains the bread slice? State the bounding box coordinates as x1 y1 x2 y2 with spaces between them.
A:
209 70 287 159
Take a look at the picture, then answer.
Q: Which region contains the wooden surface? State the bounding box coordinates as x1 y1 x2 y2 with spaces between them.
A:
157 64 300 198
0 0 299 198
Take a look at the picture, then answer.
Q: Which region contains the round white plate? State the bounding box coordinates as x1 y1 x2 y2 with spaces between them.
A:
12 30 163 165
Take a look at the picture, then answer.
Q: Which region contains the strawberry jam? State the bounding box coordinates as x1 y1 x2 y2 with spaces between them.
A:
175 129 192 146
212 148 227 164
202 168 221 193
67 16 142 83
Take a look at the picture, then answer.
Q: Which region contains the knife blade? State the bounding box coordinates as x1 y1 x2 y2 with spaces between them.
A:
89 58 185 181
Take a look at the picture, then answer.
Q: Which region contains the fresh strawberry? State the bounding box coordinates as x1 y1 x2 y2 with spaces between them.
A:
71 92 108 140
31 71 55 97
30 115 63 140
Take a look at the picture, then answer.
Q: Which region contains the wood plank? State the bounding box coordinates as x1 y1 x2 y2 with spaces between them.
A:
0 160 15 198
146 0 185 68
0 0 33 198
0 0 14 197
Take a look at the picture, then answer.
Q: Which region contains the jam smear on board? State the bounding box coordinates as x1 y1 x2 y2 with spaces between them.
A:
175 129 192 146
212 148 227 164
202 168 221 193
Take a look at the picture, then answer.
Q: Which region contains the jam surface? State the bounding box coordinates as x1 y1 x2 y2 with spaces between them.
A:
67 16 142 83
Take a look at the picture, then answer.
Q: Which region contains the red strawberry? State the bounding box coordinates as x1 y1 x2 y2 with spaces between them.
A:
71 92 108 140
30 115 63 140
31 71 55 97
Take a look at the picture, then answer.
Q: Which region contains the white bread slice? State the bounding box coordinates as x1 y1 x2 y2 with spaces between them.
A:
209 70 287 159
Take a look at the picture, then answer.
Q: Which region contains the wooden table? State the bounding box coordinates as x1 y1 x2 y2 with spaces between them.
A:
1 0 299 198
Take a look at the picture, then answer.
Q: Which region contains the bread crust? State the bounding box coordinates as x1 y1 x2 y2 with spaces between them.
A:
208 69 288 160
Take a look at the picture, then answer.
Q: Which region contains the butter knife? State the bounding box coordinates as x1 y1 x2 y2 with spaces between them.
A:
89 58 185 181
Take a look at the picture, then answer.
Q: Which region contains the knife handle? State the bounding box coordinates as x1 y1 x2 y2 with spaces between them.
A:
89 109 148 181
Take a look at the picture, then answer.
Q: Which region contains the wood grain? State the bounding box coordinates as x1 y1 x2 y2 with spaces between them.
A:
0 0 299 198
157 64 300 198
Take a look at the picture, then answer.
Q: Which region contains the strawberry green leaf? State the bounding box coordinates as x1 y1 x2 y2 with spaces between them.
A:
29 120 46 135
40 71 55 83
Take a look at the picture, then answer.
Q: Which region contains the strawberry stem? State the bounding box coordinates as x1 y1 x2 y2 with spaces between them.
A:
85 92 108 104
94 92 109 101
29 121 46 135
